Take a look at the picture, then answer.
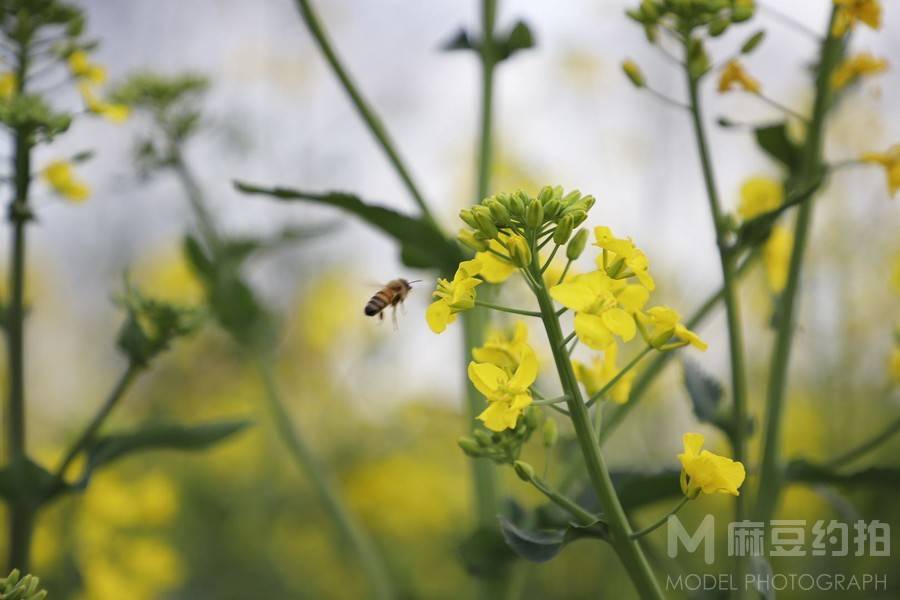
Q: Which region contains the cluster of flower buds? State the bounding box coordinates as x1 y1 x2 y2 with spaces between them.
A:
627 0 754 40
458 186 595 266
0 569 47 600
457 405 544 464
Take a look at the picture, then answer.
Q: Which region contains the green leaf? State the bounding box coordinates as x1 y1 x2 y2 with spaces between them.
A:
497 21 535 61
458 525 515 578
741 30 766 54
234 182 463 274
442 28 476 52
498 516 608 563
682 359 723 424
81 420 252 478
0 458 58 506
755 123 801 169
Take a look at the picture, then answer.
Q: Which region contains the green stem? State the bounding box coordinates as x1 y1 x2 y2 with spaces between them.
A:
755 8 843 524
523 472 599 527
256 356 395 600
5 36 33 573
529 258 664 600
292 0 435 226
586 345 653 408
476 0 498 202
825 414 900 470
685 58 749 538
630 496 691 540
473 300 541 318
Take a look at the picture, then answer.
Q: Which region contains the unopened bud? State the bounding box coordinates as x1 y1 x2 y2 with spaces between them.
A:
524 405 541 429
543 198 561 220
741 30 765 54
459 208 479 229
561 190 582 207
487 199 510 225
553 215 574 245
569 210 587 227
566 228 589 260
537 186 554 205
525 199 544 229
473 429 493 446
513 460 535 482
543 418 558 448
622 60 645 88
458 229 489 252
458 436 483 457
473 206 499 239
731 3 754 22
708 18 729 37
509 192 525 216
508 236 532 268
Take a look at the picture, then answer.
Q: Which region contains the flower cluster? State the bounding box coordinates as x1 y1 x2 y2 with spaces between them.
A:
69 49 130 123
831 53 888 90
626 0 755 42
832 0 882 38
458 405 544 463
425 258 483 333
678 432 746 497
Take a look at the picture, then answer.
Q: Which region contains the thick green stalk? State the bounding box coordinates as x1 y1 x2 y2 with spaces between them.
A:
529 259 664 600
476 0 497 201
256 357 395 600
5 37 33 573
292 0 435 225
754 8 843 524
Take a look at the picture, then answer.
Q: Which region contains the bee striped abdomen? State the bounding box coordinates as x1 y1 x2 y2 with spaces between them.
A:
365 289 394 316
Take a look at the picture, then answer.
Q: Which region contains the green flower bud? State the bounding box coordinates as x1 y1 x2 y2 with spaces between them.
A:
487 199 510 225
569 210 587 227
459 208 479 229
458 229 489 252
731 3 754 22
561 190 582 207
513 460 535 482
542 418 558 448
543 198 561 220
553 215 574 245
508 236 532 268
644 24 658 43
622 60 645 88
494 192 511 208
515 190 531 207
640 0 658 20
473 429 493 446
509 192 525 216
566 228 589 260
581 195 596 211
525 199 544 229
552 186 564 201
473 206 499 239
740 30 765 54
458 436 484 457
708 18 729 37
537 186 554 205
524 405 542 429
687 38 710 79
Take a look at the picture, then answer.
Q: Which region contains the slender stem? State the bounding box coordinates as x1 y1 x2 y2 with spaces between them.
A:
529 256 664 600
5 34 34 573
292 0 435 226
586 346 653 408
256 356 395 600
557 259 572 285
523 472 600 527
559 330 576 349
53 365 140 481
476 0 498 202
533 395 569 406
541 244 560 274
473 300 541 318
645 86 689 111
630 497 691 539
752 92 808 123
755 8 843 524
825 414 900 470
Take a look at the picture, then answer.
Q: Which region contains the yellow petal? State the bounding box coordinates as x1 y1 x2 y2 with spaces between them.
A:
468 362 507 398
549 277 595 312
478 401 519 432
574 312 614 350
601 307 636 341
617 284 649 312
509 348 538 390
681 432 705 458
425 300 452 333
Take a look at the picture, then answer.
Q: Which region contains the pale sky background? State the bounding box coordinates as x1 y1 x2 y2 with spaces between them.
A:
8 1 899 462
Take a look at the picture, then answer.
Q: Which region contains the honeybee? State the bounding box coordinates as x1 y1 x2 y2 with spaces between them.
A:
364 279 420 326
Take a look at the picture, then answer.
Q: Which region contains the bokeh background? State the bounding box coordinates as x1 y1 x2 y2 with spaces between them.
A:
1 0 898 598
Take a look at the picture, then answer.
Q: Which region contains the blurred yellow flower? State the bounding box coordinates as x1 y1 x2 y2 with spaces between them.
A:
426 258 482 333
678 432 746 497
718 60 760 94
43 159 90 202
79 83 130 123
738 177 783 220
135 250 204 306
861 145 900 197
832 0 882 37
475 237 517 283
0 72 16 100
572 342 635 404
637 306 708 351
468 345 538 431
763 225 793 293
68 50 107 84
831 53 888 90
594 226 654 290
472 321 531 373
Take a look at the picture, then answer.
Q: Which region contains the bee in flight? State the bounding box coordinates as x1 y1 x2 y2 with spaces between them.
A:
365 278 420 327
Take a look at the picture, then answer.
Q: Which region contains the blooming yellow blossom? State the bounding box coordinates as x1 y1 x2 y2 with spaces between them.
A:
475 236 518 283
763 225 793 293
426 258 482 333
572 343 635 404
678 432 746 497
43 160 90 202
0 72 16 100
79 83 130 123
831 53 888 90
472 321 531 373
637 306 708 351
593 226 655 290
832 0 882 37
550 271 647 350
738 177 783 221
861 145 900 197
718 60 760 94
68 49 107 84
468 346 538 431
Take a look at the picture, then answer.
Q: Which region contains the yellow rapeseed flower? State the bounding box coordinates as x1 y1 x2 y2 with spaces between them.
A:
594 226 655 290
678 432 746 497
831 53 888 90
572 342 635 404
43 160 90 202
637 306 708 351
426 258 483 333
0 72 16 100
738 176 783 221
472 321 531 373
861 145 900 197
475 235 518 283
763 225 793 293
468 345 538 431
79 83 130 123
718 60 760 94
832 0 882 37
68 49 107 84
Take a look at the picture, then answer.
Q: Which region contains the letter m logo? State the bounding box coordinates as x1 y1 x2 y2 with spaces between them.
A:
668 514 715 565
